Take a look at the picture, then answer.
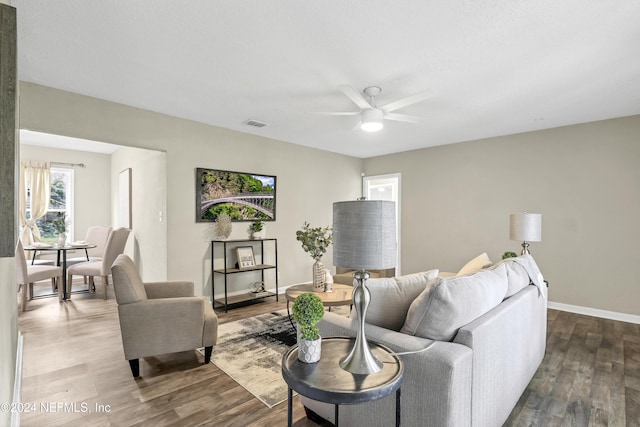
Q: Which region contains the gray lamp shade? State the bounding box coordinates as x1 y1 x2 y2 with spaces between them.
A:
333 200 397 270
509 213 542 242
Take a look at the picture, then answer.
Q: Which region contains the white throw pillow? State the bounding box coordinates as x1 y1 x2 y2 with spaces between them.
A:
400 266 508 341
457 252 493 276
492 258 531 298
354 269 439 332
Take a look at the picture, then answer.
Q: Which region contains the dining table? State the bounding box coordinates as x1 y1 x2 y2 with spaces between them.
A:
24 242 97 300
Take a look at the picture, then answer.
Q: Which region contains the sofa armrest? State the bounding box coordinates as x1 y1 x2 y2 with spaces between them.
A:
117 296 206 359
301 312 473 427
144 281 194 299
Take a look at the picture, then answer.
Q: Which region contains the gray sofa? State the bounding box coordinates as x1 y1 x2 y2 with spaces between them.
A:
300 255 547 427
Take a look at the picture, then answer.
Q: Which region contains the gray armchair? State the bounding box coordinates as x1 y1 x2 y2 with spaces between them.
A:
111 254 218 377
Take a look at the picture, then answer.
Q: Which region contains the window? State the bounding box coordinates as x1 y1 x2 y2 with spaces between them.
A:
27 167 74 242
363 173 401 274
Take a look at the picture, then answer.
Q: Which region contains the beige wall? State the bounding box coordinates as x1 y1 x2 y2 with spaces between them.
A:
111 146 167 281
364 115 640 316
18 82 363 298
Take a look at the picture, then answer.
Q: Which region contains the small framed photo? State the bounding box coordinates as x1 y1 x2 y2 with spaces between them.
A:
236 246 256 269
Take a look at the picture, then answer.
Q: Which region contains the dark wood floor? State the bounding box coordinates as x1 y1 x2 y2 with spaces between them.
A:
17 284 640 426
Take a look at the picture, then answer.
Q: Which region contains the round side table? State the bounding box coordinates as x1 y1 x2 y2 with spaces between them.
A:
285 283 353 329
282 336 404 426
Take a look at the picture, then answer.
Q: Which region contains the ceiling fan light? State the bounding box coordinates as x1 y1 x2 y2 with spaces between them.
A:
361 109 384 132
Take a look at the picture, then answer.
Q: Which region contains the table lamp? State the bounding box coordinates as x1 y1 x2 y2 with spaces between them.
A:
509 213 542 255
333 199 396 374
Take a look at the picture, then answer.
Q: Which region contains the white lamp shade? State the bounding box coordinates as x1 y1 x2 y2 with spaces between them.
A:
360 109 384 132
333 200 396 270
510 213 542 242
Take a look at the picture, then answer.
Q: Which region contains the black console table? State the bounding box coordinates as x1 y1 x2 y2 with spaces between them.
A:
211 238 278 311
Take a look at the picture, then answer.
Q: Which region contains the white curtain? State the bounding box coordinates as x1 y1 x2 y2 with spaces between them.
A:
19 160 51 245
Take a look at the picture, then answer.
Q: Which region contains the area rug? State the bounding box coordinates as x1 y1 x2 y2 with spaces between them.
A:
208 309 297 408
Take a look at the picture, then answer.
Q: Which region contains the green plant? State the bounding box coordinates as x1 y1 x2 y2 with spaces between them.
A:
502 251 518 260
291 292 324 341
52 212 66 233
296 222 333 261
250 220 264 233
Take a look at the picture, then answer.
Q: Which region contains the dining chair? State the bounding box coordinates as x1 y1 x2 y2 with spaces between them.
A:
15 240 63 311
67 225 113 265
67 227 131 299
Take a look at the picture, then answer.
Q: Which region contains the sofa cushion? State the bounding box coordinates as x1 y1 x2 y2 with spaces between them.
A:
457 252 493 276
493 258 531 298
400 265 508 341
355 269 439 331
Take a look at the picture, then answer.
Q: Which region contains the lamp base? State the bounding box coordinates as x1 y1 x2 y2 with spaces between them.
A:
339 270 383 375
520 241 531 255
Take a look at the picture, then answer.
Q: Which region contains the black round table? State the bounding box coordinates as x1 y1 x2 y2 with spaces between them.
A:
281 336 403 426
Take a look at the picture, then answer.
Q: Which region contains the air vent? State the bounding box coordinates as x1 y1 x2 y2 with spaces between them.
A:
242 119 268 128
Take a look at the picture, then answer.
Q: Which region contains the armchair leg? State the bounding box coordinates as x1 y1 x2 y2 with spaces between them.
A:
204 346 213 364
103 276 109 300
128 359 140 378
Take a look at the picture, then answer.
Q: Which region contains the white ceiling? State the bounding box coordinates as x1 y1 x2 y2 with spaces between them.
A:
20 130 119 154
13 0 640 158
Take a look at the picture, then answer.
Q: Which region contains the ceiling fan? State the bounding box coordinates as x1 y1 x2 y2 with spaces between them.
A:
320 85 437 132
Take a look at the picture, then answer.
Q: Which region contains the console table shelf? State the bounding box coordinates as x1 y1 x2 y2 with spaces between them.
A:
213 264 276 274
211 238 278 312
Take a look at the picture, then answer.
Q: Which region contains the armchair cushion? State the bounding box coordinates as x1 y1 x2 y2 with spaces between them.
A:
111 254 147 304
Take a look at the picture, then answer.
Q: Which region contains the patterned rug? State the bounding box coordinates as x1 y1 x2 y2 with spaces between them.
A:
210 310 297 408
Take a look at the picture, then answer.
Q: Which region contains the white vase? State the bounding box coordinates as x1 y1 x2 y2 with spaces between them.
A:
57 232 67 247
298 335 322 363
312 260 325 291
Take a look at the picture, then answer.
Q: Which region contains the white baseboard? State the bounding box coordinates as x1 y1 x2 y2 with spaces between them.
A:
548 301 640 324
11 332 23 427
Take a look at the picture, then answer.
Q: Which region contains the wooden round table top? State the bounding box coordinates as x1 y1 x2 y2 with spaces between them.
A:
285 283 353 307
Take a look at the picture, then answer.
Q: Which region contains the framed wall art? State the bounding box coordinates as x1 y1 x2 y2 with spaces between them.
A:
196 168 276 222
236 246 256 269
118 168 132 228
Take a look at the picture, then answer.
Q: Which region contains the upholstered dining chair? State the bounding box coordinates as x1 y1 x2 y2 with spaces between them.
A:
67 227 130 299
67 225 113 265
15 240 63 311
111 254 218 377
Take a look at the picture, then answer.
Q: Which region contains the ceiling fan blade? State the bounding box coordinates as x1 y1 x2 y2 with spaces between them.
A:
313 111 360 116
339 85 371 110
380 89 437 113
384 112 423 123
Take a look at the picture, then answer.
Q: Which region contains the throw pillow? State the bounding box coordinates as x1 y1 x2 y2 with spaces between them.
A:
354 269 439 331
457 252 493 276
400 266 508 341
492 258 531 298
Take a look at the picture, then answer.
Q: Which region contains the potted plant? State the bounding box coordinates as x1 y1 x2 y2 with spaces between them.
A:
296 222 333 291
52 212 67 247
292 292 324 363
502 251 518 259
248 220 264 239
